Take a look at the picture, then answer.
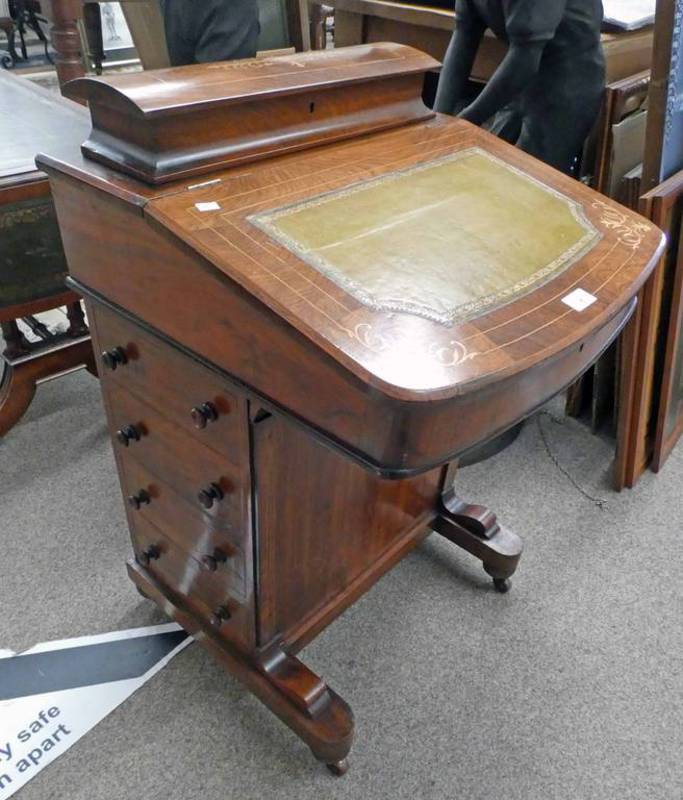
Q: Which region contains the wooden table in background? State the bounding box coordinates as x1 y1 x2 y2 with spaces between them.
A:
312 0 655 83
0 70 95 435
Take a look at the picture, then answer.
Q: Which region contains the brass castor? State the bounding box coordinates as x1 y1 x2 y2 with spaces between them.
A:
326 759 349 776
492 577 511 594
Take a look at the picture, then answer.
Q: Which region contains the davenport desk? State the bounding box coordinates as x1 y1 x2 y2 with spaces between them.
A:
38 44 664 774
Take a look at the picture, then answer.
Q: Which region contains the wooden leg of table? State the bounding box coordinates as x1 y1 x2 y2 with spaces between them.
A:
1 320 30 359
0 336 94 437
66 300 88 337
65 303 98 376
48 0 85 89
127 560 354 774
0 357 38 437
431 488 523 593
309 3 325 50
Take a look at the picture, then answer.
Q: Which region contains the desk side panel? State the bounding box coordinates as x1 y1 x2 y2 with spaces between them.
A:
252 410 443 650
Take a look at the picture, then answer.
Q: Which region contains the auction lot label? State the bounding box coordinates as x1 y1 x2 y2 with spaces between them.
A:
0 624 191 797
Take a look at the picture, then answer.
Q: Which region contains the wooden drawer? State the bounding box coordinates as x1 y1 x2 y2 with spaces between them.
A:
117 452 249 589
106 382 248 535
89 302 246 465
130 514 253 649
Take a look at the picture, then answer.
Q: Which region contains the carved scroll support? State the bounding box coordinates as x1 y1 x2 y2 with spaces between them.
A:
127 560 354 776
432 487 523 593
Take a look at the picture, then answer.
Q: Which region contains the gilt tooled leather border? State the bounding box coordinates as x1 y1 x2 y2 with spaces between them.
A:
248 148 602 327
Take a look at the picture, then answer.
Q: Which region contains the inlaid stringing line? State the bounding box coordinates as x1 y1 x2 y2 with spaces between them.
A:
474 248 637 371
160 203 355 315
223 142 467 215
214 213 626 363
176 132 648 361
233 219 357 314
231 191 619 349
187 205 629 357
178 122 468 209
198 122 463 190
460 240 619 345
183 202 641 369
144 53 413 88
183 129 470 213
209 218 356 337
183 138 472 315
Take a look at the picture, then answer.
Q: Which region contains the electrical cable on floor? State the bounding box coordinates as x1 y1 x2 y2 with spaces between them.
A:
536 411 609 510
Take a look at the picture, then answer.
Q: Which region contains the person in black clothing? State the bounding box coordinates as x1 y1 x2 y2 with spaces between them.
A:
160 0 260 66
434 0 605 173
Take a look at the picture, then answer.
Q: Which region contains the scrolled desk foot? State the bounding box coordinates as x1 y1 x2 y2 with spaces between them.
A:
432 488 523 590
325 758 349 776
259 644 354 768
126 561 354 769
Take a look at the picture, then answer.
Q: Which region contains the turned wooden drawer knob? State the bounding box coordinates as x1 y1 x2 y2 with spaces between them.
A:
136 545 160 566
209 605 232 627
191 402 218 429
201 548 229 572
116 424 141 447
101 347 128 371
128 489 151 510
197 482 224 509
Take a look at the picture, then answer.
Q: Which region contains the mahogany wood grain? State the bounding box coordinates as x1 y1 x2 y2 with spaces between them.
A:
129 513 254 650
252 407 443 648
652 222 683 471
106 384 249 534
115 451 248 585
64 44 438 184
44 122 661 471
652 172 683 472
90 302 245 465
566 70 651 436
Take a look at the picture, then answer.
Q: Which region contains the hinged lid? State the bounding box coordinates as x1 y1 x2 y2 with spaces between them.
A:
64 43 439 185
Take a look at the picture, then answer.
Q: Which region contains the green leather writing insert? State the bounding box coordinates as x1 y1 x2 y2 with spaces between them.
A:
251 149 600 325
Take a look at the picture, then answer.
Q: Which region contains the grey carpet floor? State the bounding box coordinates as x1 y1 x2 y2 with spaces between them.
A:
1 368 681 800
